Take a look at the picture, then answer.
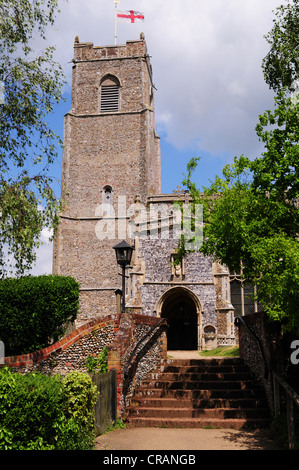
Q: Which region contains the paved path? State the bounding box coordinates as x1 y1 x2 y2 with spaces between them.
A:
167 350 206 359
95 427 282 451
96 351 282 451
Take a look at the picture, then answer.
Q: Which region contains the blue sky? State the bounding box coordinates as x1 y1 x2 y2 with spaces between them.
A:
27 0 283 274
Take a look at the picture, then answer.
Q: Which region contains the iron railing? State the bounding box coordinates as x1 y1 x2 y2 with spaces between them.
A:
273 371 299 450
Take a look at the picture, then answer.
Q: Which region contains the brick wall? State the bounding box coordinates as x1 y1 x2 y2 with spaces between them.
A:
2 311 168 418
107 313 168 415
3 315 121 375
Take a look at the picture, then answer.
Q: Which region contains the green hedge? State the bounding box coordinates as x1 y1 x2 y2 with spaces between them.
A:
0 367 98 450
0 275 79 355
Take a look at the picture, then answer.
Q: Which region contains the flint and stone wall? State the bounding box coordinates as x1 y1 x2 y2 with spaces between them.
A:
2 312 168 418
237 312 282 412
3 316 120 375
52 38 161 326
107 313 168 414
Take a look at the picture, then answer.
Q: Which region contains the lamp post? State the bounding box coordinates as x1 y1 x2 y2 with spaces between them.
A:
113 240 134 313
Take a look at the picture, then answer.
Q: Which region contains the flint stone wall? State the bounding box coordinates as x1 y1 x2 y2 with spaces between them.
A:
3 315 121 376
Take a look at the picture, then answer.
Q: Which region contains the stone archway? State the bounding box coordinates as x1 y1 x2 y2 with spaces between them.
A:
155 287 202 351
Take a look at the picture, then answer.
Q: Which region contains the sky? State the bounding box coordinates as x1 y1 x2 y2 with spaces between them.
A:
28 0 283 275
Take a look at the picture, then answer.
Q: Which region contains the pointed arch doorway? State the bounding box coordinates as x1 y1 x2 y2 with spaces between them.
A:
156 287 201 351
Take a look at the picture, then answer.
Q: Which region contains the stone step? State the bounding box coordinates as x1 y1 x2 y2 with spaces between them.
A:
147 372 252 381
126 416 269 430
126 406 269 419
133 387 263 399
126 357 270 430
140 379 258 390
130 396 268 409
162 365 250 374
167 358 243 366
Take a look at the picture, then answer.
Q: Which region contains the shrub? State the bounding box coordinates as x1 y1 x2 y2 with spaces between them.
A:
0 367 64 450
0 367 98 450
85 347 108 374
57 372 98 450
0 275 79 355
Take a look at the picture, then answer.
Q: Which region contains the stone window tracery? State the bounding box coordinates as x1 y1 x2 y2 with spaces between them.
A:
229 272 261 316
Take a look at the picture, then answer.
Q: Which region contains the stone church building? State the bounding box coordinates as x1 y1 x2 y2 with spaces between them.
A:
52 35 259 351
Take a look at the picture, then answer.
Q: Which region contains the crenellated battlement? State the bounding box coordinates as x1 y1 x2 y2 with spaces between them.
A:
73 35 147 62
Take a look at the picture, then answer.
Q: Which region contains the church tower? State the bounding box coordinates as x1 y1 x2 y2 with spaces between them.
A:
53 35 161 324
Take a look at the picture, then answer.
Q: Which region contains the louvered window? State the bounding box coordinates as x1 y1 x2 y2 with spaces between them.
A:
101 85 119 112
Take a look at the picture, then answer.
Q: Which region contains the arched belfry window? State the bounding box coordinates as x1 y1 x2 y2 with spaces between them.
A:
100 75 120 112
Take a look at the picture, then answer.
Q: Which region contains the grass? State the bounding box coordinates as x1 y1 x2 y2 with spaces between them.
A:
199 346 240 357
103 419 126 434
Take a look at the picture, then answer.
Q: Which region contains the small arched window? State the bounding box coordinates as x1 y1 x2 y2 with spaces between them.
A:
100 75 120 112
102 186 112 215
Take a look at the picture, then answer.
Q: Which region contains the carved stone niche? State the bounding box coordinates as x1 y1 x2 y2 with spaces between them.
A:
202 325 217 350
170 253 185 281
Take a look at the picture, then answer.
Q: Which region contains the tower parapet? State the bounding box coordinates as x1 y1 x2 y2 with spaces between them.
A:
73 36 148 62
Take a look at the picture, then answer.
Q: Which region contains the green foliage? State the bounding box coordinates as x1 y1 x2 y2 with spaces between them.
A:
201 182 298 273
250 234 299 327
182 153 299 330
181 91 299 329
263 0 299 92
0 367 64 450
105 418 127 433
52 372 98 450
251 91 299 201
62 371 98 431
0 275 79 355
0 367 98 450
85 347 108 374
0 0 66 276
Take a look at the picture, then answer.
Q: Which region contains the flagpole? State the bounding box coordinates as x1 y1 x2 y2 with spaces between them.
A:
114 0 120 44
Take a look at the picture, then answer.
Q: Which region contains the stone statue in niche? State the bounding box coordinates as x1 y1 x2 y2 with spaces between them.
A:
171 253 185 281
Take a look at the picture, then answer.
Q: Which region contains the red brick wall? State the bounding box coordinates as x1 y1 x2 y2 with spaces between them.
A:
108 313 168 414
3 315 121 372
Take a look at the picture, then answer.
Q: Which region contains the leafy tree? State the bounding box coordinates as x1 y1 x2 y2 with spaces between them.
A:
263 0 299 92
179 1 299 330
181 93 299 329
0 0 65 276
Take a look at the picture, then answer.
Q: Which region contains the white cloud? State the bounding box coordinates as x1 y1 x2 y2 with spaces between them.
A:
227 81 246 98
30 229 53 276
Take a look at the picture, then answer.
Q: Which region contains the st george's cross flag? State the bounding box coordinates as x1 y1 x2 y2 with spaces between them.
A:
116 10 145 23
